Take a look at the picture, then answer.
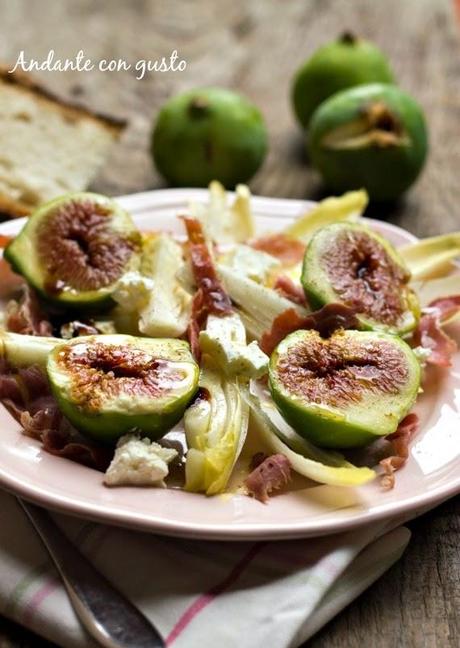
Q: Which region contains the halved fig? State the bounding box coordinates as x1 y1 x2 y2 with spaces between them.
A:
301 222 419 335
269 328 420 448
4 193 141 309
47 335 199 443
308 83 428 201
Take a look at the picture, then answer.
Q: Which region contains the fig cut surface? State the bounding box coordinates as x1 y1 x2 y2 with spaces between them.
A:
4 193 141 309
301 222 419 335
47 335 199 443
269 328 420 448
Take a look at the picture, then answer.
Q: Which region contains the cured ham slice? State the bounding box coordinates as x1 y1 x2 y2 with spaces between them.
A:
260 304 359 355
182 216 233 316
182 217 233 359
413 295 460 367
244 453 291 503
250 234 306 266
273 276 308 306
0 360 112 471
380 413 419 490
6 286 53 336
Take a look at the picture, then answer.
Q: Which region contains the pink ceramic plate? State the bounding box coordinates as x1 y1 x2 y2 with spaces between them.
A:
0 190 458 540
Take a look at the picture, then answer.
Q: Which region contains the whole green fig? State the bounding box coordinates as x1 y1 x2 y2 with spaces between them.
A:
152 88 267 188
292 32 395 128
308 83 428 201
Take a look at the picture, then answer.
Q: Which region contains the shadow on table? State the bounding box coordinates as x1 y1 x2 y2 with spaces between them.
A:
0 615 58 648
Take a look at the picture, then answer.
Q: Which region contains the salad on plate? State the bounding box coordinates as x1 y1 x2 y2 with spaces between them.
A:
0 182 459 503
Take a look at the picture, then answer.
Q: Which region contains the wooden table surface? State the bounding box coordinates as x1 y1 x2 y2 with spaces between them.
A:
0 0 459 646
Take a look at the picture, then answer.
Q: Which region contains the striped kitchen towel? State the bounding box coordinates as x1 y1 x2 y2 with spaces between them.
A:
0 490 410 648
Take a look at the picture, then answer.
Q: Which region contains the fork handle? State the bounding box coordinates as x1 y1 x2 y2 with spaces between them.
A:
18 499 165 648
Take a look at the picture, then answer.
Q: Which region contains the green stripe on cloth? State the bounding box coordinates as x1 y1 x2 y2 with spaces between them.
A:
4 519 97 620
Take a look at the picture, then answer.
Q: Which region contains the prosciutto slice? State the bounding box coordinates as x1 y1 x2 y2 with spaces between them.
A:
187 290 206 361
0 258 24 298
250 234 306 266
429 295 460 321
273 276 308 306
182 216 233 316
414 313 457 367
244 453 291 503
260 303 359 355
413 294 460 367
182 217 233 359
6 285 53 336
380 413 419 490
0 361 112 471
0 234 12 247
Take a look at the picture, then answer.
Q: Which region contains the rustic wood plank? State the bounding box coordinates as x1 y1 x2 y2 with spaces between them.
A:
0 0 457 239
0 0 459 647
308 497 460 648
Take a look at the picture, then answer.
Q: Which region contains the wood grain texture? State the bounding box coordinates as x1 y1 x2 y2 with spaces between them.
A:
0 0 459 646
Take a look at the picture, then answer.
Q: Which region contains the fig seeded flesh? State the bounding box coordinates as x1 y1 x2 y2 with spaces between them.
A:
4 193 141 309
301 222 420 335
269 329 420 448
47 335 199 444
308 83 428 201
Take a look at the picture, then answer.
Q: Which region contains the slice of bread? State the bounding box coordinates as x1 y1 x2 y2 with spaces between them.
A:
0 67 126 218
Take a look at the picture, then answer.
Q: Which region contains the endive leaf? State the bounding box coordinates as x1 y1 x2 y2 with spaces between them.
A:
219 244 280 284
184 357 249 495
140 234 192 337
114 234 191 338
401 233 460 280
189 181 255 244
218 264 308 341
0 331 57 369
247 388 376 487
413 274 460 308
283 190 368 243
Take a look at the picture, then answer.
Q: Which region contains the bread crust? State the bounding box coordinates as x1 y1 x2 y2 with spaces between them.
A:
0 66 127 134
0 193 32 220
0 66 127 219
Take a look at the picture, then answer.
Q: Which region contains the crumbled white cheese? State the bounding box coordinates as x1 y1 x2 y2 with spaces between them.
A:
104 434 177 487
220 244 280 284
412 345 432 367
199 313 269 378
91 319 117 335
112 272 155 313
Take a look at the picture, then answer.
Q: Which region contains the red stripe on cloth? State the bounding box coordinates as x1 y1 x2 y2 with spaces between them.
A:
166 542 266 645
22 578 60 626
20 525 112 626
455 0 460 22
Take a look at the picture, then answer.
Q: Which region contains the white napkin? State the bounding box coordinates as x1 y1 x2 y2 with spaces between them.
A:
0 490 410 648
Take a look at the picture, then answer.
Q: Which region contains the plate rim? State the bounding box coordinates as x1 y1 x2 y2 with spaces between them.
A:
0 188 457 540
1 456 458 540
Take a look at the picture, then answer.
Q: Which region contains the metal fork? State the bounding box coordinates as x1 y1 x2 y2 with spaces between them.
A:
18 499 165 648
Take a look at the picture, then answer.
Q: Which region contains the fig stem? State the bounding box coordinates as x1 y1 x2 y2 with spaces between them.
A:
188 96 210 118
340 31 358 45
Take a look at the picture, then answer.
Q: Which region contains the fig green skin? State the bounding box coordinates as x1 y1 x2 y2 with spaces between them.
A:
4 193 141 311
301 222 420 336
292 35 394 129
308 84 428 201
47 335 199 445
269 329 421 449
152 87 268 188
